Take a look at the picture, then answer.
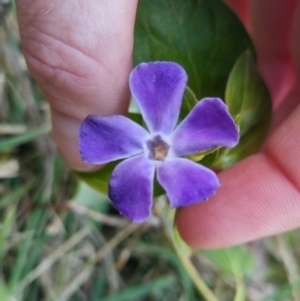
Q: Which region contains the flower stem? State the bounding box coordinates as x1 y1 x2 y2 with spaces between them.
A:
157 206 219 301
177 252 219 301
233 278 246 301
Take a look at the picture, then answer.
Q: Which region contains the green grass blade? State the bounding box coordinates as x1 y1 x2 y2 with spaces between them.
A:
0 206 16 259
99 275 175 301
0 125 49 151
9 209 47 290
135 243 195 300
0 181 33 209
0 281 12 301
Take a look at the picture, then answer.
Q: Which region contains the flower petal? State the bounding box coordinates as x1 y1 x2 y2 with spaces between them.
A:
172 98 239 156
157 158 220 208
109 155 155 222
130 62 187 135
79 115 148 164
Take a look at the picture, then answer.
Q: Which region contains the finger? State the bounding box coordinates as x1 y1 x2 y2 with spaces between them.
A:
177 104 300 249
16 0 138 170
226 0 296 108
292 1 300 80
270 2 300 131
249 0 297 107
176 2 300 248
176 1 300 249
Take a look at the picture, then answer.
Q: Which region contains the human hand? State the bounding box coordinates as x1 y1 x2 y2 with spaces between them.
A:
177 0 300 248
16 0 300 248
16 0 138 171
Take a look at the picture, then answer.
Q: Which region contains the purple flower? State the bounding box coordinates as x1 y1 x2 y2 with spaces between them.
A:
79 62 239 223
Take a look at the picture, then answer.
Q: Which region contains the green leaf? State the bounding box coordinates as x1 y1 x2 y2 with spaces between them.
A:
214 51 272 169
201 245 255 279
127 112 143 127
187 142 220 165
179 86 198 121
225 51 272 136
134 0 252 100
76 0 255 196
75 161 119 195
73 181 109 211
76 161 165 198
198 149 219 167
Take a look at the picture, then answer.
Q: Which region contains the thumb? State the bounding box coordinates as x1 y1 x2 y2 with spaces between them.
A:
16 0 138 170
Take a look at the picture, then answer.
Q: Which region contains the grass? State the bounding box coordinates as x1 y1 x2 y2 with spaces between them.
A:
1 2 300 301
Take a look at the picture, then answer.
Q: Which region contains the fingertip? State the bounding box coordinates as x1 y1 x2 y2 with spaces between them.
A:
176 153 300 249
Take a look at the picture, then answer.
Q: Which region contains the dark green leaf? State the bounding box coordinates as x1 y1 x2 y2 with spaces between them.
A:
198 149 219 167
214 51 272 169
128 112 143 127
179 86 198 121
75 0 258 197
134 0 252 100
75 161 165 198
74 161 119 195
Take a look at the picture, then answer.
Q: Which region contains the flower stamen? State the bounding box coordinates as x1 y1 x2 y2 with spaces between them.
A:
147 135 169 161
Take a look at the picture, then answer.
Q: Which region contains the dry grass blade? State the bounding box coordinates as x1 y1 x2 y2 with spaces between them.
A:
0 124 27 134
1 17 56 204
0 158 19 178
67 201 129 228
0 71 4 107
16 228 90 292
91 222 141 263
56 223 140 301
56 267 93 301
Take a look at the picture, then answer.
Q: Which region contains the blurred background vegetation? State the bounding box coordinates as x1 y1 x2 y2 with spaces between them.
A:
1 1 300 301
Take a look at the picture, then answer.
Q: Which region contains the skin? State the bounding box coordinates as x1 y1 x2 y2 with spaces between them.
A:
16 0 300 249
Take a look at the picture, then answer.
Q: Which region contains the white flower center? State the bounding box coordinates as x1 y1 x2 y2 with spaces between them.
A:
146 135 169 161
